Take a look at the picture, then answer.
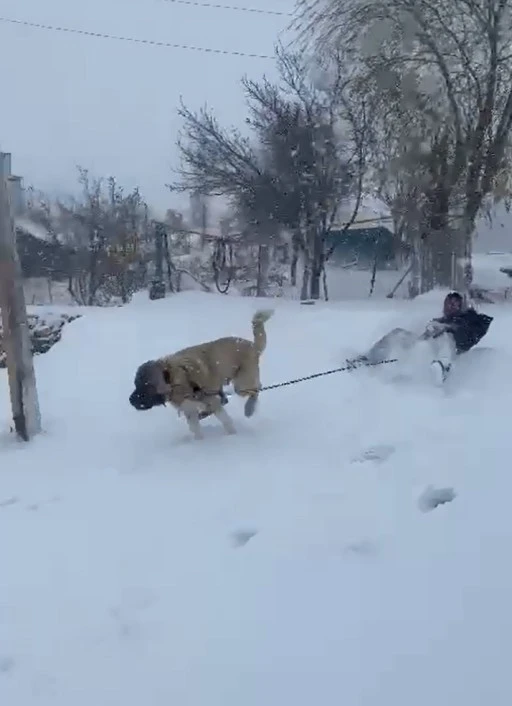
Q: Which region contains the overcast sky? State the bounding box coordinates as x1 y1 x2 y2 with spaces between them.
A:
0 0 294 215
1 0 511 250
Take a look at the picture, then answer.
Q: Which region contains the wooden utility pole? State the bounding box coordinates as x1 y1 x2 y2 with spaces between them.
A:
0 151 41 440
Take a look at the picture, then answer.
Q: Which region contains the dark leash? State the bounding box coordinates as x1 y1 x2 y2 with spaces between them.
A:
259 357 399 392
196 357 399 418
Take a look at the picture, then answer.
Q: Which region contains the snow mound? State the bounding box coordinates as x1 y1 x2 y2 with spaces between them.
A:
0 310 81 368
471 252 512 301
418 485 457 512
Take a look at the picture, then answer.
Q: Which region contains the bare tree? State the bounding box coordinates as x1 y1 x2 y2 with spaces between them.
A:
104 177 147 303
363 92 430 294
296 0 512 291
244 51 359 298
169 98 280 295
171 47 367 299
58 168 148 305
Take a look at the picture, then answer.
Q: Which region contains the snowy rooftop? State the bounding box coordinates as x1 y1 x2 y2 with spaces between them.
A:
333 195 393 231
15 216 53 243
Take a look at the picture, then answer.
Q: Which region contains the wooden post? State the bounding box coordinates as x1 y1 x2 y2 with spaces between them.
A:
148 221 166 300
154 221 164 283
0 152 41 440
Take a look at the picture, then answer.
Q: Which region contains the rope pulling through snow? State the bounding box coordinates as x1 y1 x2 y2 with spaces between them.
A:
197 358 400 404
195 358 400 411
259 357 399 393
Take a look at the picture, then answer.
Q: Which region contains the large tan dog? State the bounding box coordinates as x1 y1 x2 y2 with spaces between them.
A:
129 309 274 439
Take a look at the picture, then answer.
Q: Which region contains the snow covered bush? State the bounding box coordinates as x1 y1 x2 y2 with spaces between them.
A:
0 311 81 368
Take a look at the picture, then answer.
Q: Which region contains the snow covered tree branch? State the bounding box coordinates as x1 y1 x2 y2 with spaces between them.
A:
171 47 368 299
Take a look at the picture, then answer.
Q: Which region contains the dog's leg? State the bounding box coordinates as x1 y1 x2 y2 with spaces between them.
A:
180 399 204 440
198 390 229 420
214 406 237 435
243 393 258 418
233 361 261 418
207 396 237 435
186 413 203 440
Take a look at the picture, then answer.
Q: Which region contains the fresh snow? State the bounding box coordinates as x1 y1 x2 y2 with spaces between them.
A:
471 251 512 290
1 290 512 705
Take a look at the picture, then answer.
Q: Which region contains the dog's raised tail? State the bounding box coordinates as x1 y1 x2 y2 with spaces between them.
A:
252 309 274 356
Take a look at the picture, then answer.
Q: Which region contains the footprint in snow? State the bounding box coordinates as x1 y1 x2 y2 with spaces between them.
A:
352 444 395 464
1 496 60 511
344 539 379 557
0 655 15 675
418 485 456 512
0 497 19 509
230 529 258 548
109 593 155 642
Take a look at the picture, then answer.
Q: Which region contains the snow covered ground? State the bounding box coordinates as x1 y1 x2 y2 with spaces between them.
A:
1 290 512 705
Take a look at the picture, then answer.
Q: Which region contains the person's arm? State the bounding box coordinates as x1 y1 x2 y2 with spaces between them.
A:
422 317 452 339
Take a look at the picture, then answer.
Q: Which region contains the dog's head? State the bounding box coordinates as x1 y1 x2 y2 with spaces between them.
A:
129 360 171 411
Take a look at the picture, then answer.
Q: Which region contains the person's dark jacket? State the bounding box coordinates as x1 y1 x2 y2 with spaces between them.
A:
433 308 493 354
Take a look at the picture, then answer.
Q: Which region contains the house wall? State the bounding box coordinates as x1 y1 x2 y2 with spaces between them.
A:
16 231 73 280
327 226 397 268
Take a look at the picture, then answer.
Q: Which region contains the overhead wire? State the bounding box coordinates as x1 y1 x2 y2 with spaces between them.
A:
160 0 292 16
0 15 275 59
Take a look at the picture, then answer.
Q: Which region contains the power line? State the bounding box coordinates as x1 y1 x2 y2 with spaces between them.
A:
0 16 274 59
160 0 292 16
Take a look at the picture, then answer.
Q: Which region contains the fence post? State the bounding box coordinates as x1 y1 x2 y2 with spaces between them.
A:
148 221 166 300
0 151 41 440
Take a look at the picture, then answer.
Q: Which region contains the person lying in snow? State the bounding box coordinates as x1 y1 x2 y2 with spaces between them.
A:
349 292 494 383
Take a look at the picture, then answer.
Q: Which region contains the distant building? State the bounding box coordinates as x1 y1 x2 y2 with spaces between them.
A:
326 222 396 268
15 218 74 280
3 170 72 281
327 197 398 268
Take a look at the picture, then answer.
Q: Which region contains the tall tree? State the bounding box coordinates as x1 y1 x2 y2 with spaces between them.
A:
243 50 368 298
296 0 512 291
170 47 367 299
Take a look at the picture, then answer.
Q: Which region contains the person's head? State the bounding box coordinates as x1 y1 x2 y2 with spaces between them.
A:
443 291 464 317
